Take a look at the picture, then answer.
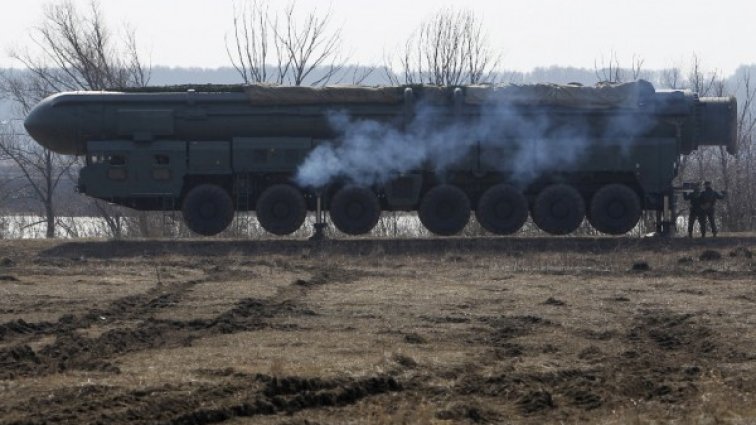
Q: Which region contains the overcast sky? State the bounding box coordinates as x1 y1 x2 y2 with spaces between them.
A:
1 0 755 75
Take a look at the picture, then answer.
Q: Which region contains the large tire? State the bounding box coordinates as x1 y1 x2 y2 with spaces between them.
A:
476 184 529 235
532 184 585 235
589 184 641 235
330 186 381 235
256 184 307 236
182 184 235 236
418 185 471 236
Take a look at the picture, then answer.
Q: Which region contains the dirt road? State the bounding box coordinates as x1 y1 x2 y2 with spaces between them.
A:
0 237 754 424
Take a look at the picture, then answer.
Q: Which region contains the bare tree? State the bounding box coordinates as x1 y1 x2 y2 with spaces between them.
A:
594 52 645 83
227 0 346 86
663 56 756 233
594 53 622 83
687 54 720 96
684 56 724 185
6 1 149 101
387 9 500 86
0 0 150 238
661 66 683 89
227 0 272 84
0 130 76 238
715 70 756 231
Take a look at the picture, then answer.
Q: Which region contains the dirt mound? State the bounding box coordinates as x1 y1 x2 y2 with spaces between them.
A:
171 376 400 423
492 342 523 358
0 345 42 379
729 246 753 258
543 297 566 306
263 376 342 397
613 311 728 403
292 265 380 288
4 374 400 424
629 311 715 354
420 314 470 324
403 332 427 344
699 250 722 261
0 319 55 341
436 402 498 422
631 261 651 271
457 367 603 413
479 315 556 344
518 390 556 414
279 420 324 425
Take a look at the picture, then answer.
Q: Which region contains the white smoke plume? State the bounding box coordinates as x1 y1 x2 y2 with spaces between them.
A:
294 93 651 189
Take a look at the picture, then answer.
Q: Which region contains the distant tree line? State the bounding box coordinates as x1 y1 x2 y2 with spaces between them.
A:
0 0 753 238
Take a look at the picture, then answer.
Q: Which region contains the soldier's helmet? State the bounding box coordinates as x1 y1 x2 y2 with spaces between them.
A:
704 181 712 187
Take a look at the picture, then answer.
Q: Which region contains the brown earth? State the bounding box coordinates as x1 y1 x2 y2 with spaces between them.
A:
0 236 754 424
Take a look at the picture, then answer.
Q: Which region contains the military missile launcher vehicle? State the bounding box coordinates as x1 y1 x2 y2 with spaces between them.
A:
24 81 737 237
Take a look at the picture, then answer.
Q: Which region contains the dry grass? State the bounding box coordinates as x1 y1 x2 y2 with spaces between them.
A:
0 237 753 424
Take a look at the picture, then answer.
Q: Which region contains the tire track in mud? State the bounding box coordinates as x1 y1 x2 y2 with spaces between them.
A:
0 260 284 345
270 265 384 304
433 309 753 420
0 295 316 379
0 261 401 423
380 309 754 423
0 276 207 345
0 373 401 425
0 260 346 379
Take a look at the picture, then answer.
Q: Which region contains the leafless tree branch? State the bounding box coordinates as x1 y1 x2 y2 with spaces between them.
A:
388 9 500 86
0 0 150 238
227 0 346 86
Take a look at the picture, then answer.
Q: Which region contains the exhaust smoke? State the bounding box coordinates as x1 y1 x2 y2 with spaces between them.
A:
294 88 653 189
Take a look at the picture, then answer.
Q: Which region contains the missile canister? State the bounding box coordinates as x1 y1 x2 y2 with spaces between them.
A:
25 82 737 156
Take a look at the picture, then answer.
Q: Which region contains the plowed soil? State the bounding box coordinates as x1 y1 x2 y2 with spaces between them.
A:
0 236 754 424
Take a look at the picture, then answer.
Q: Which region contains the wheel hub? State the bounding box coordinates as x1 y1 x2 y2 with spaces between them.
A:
272 201 290 218
550 200 569 219
346 200 365 219
436 201 455 220
199 202 217 219
607 200 626 219
494 200 513 219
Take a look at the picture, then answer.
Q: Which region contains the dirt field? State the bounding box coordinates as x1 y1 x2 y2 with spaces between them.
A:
0 236 754 424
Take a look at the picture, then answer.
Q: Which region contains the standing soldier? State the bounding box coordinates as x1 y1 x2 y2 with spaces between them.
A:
683 183 702 238
699 181 726 237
